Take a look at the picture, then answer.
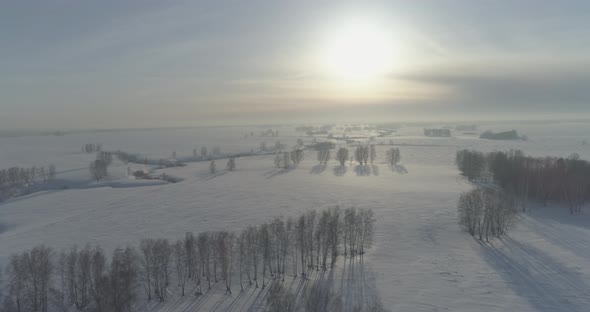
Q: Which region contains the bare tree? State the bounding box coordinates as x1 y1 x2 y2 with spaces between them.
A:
458 187 517 240
291 149 304 166
139 239 153 301
386 148 401 166
336 148 349 166
5 254 26 312
258 223 271 288
197 232 211 291
226 157 236 171
209 160 216 174
355 146 369 165
108 247 138 312
246 225 259 287
89 246 108 312
458 189 484 236
173 240 189 296
358 209 375 255
317 149 330 165
89 159 108 182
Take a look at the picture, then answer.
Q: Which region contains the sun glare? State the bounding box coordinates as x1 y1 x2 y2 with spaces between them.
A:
320 19 396 80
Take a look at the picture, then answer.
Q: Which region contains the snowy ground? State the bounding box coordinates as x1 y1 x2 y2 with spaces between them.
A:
1 121 590 311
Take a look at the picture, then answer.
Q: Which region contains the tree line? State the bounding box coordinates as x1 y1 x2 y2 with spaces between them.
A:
456 149 590 213
0 165 56 200
82 144 102 154
319 145 400 167
2 207 376 311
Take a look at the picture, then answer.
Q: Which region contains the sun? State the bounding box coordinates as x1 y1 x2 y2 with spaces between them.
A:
320 20 396 80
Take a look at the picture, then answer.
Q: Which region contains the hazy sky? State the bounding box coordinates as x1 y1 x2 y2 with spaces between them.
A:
1 0 589 129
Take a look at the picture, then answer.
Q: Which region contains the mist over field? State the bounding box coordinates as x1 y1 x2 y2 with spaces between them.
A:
1 1 590 312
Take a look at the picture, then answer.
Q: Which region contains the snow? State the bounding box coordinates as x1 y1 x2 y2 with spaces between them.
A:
1 121 590 311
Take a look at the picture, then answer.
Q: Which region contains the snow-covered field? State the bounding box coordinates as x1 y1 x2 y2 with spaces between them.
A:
1 121 590 311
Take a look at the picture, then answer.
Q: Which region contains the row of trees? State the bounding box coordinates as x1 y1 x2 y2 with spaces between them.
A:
324 146 400 167
2 207 376 311
0 165 57 200
456 149 590 213
261 141 286 152
0 165 56 188
192 147 221 160
458 187 518 240
82 144 102 154
4 245 137 312
274 149 305 169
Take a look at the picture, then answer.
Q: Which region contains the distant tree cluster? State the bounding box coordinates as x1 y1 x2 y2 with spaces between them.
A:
354 146 369 165
317 149 330 165
261 129 279 137
261 141 286 153
2 207 377 311
310 142 335 151
479 130 522 140
291 149 304 166
458 187 517 240
385 148 401 166
89 152 114 182
336 148 349 166
82 143 102 154
424 128 451 137
274 148 305 169
0 165 56 200
114 151 144 164
226 157 236 171
456 149 590 214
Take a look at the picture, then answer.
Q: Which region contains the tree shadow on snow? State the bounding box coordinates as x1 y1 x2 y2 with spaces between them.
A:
198 170 227 181
354 165 371 176
310 164 327 175
476 236 590 312
264 167 295 179
389 164 408 174
519 213 590 264
371 164 380 176
333 165 347 176
527 206 590 231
